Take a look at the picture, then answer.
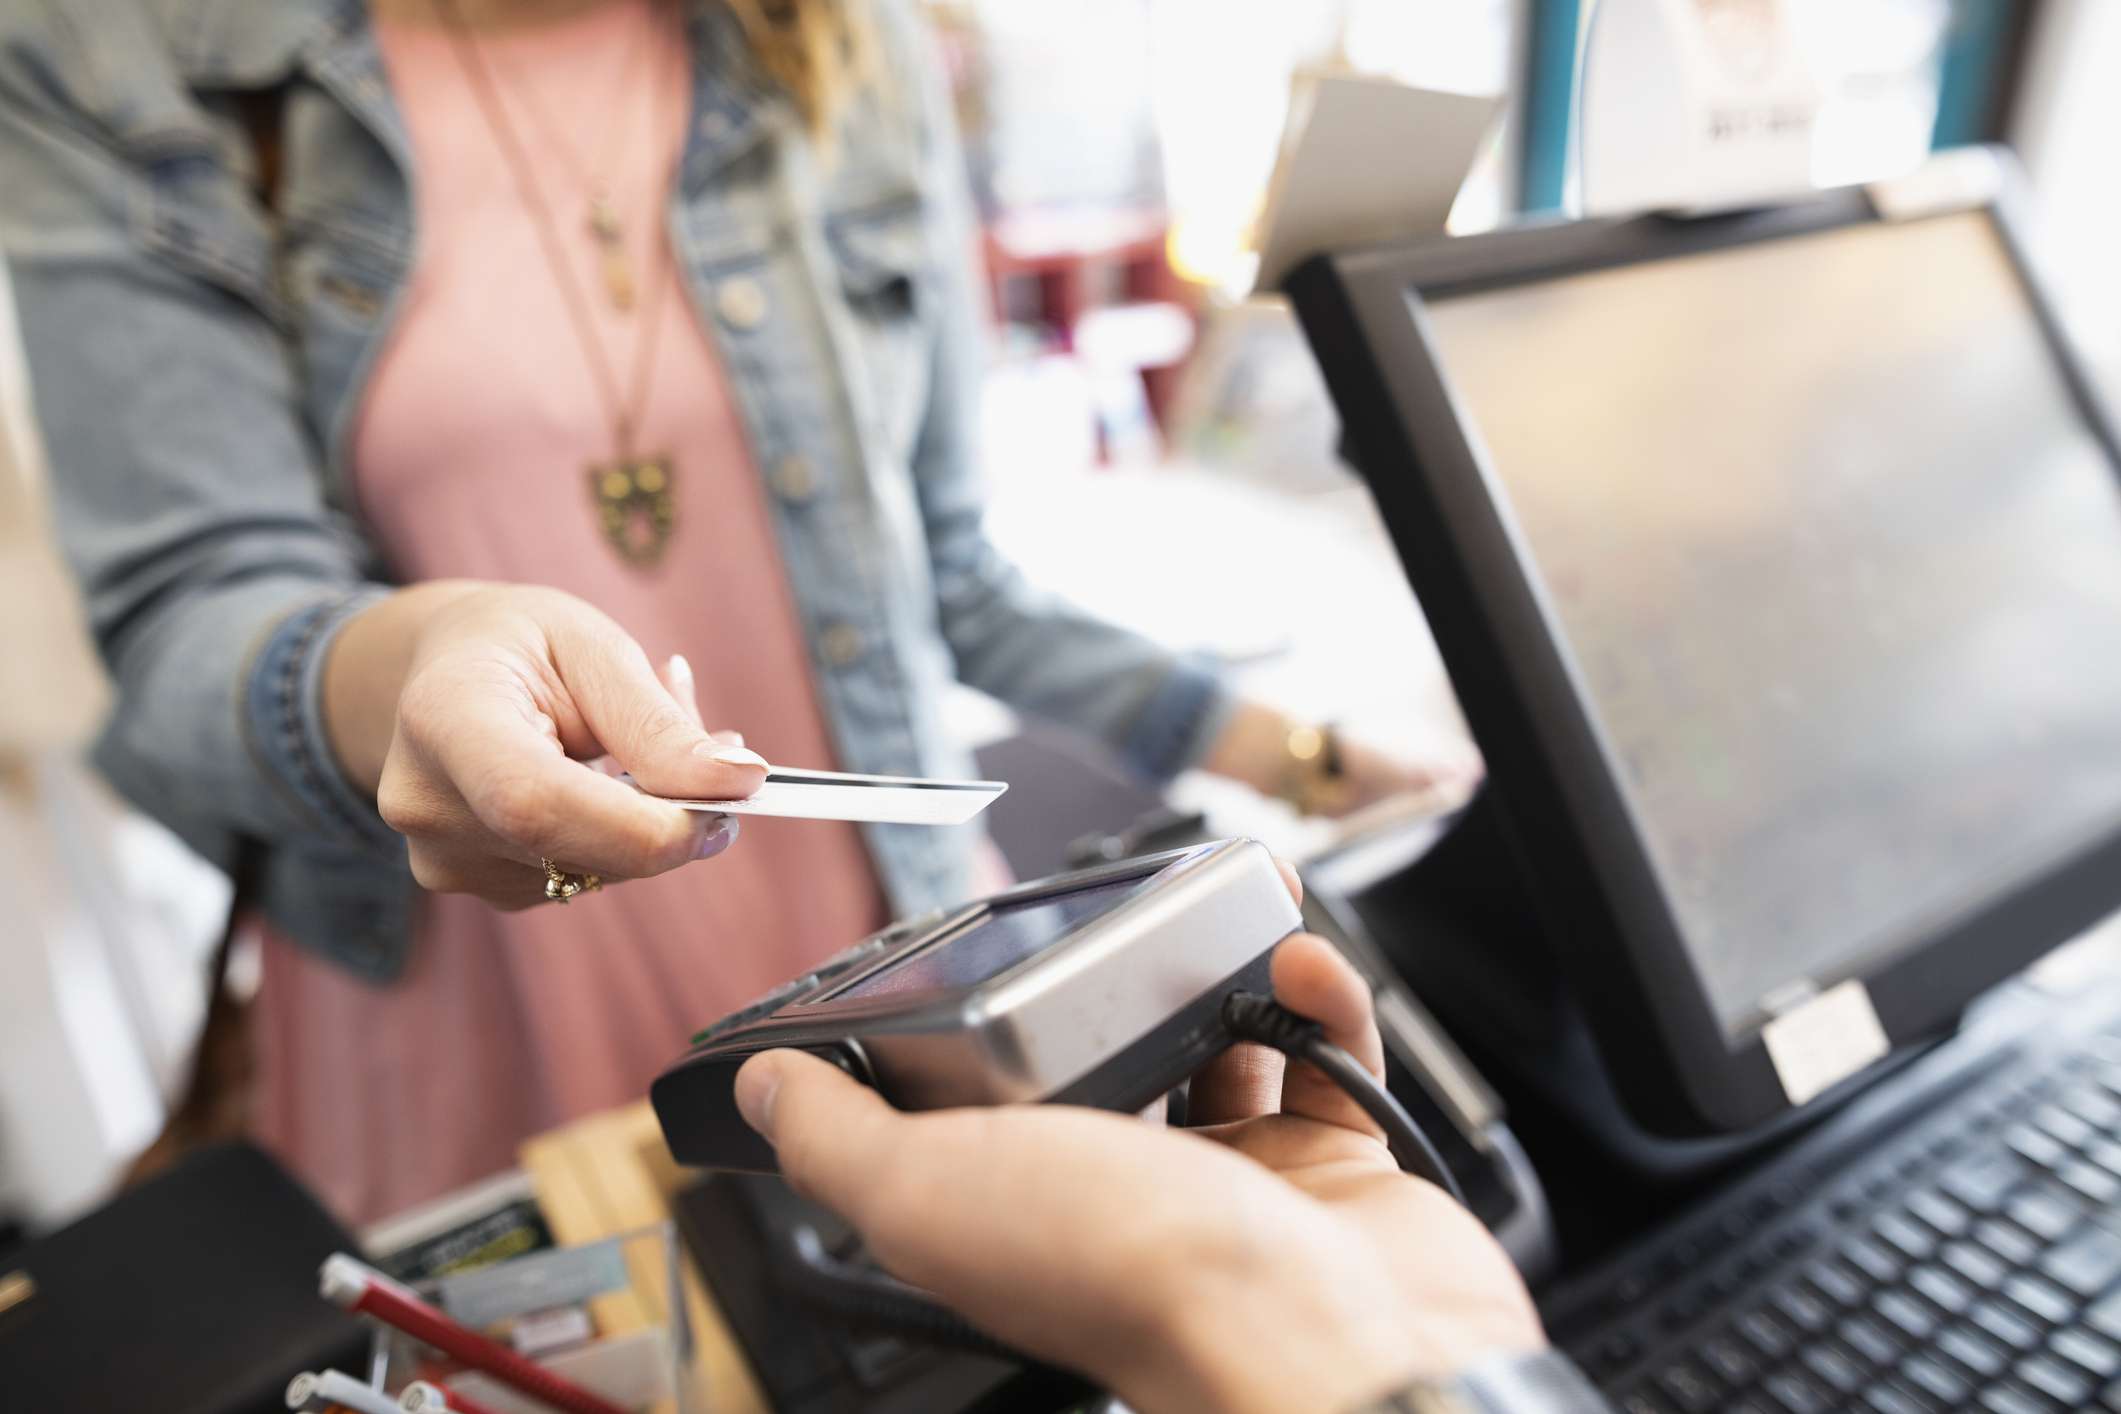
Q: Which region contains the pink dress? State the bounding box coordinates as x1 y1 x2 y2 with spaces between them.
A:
251 1 890 1223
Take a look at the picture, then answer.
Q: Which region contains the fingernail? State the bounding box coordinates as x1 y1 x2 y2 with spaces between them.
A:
697 743 768 768
668 652 693 685
695 814 740 860
710 729 745 747
733 1055 781 1139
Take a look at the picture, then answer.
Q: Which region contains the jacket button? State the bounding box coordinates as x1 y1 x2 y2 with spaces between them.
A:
820 622 865 667
771 455 817 503
716 276 769 330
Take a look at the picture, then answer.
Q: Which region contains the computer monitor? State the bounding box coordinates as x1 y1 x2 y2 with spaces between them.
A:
1289 156 2121 1134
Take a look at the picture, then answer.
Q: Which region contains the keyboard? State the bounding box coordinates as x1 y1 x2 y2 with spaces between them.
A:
1542 988 2121 1414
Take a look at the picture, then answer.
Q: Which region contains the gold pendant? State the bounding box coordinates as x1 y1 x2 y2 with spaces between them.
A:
587 193 635 312
600 246 636 312
589 454 675 568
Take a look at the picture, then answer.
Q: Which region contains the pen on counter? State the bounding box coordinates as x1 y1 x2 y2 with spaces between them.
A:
287 1369 404 1414
319 1254 627 1414
398 1379 508 1414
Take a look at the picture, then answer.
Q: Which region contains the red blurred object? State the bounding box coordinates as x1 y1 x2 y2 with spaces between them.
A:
982 206 1196 436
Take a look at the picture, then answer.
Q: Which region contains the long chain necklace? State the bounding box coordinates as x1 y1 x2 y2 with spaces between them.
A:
435 0 682 569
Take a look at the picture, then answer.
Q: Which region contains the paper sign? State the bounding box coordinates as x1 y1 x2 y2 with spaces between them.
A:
1580 0 1822 217
1254 71 1501 291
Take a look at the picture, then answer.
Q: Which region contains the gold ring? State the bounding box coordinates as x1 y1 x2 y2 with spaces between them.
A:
541 857 602 904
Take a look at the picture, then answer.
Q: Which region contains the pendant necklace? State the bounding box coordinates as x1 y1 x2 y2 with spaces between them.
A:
437 0 683 569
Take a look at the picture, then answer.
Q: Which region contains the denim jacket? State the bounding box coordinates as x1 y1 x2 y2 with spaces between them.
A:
0 0 1231 980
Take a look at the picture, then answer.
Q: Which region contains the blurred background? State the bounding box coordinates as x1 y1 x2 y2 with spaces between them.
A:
4 0 2118 1241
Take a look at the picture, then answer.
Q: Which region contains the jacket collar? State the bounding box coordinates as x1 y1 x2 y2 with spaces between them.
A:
165 0 777 183
169 0 343 89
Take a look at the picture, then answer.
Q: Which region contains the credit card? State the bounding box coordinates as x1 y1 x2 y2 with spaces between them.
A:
628 767 1008 826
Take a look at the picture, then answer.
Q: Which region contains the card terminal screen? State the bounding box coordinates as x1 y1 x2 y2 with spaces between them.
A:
833 876 1148 1003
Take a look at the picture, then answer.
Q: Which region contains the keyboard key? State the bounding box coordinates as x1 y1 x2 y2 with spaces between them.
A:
2018 1352 2094 1405
1771 1284 1835 1333
1863 1384 1936 1414
1800 1343 1866 1394
2040 1224 2121 1298
1942 1154 2029 1212
1875 1290 1940 1341
2061 1084 2121 1131
2062 1159 2121 1206
1844 1236 1905 1285
1763 1368 1834 1414
2089 1140 2121 1181
1906 1188 1973 1237
1970 1299 2042 1352
1943 1241 2012 1289
2007 1124 2071 1171
1616 1391 1673 1414
2053 1327 2121 1379
1976 1218 2043 1267
1653 1360 1720 1413
2104 1376 2121 1413
1910 1264 1976 1314
1736 1306 1797 1358
1771 1222 1819 1262
1658 1288 1709 1330
2009 1187 2083 1243
1977 1383 2051 1414
1609 1272 1654 1311
1936 1324 2010 1377
2087 1288 2121 1341
2035 1104 2097 1150
1699 1333 1756 1386
2003 1272 2076 1325
1877 1212 1940 1262
1839 1312 1902 1366
1805 1257 1869 1307
1898 1354 1970 1405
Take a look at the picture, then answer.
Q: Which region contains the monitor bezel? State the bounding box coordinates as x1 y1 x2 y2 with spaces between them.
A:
1287 162 2121 1133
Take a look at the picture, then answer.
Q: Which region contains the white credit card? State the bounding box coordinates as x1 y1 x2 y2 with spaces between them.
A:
630 767 1007 826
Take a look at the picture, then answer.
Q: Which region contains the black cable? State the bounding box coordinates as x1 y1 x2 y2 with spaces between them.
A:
1220 990 1469 1207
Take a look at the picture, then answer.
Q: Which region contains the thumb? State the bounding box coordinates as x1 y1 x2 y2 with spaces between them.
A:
553 623 768 799
735 1049 900 1223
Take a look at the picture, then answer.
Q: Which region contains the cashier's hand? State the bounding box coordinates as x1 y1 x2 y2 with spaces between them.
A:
325 581 767 908
733 880 1543 1414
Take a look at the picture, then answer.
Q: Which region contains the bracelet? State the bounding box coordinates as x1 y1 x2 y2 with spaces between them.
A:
1281 722 1352 816
1349 1349 1615 1414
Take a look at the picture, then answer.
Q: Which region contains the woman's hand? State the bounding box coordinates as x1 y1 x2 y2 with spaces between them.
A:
732 910 1544 1412
1203 700 1482 818
324 581 767 908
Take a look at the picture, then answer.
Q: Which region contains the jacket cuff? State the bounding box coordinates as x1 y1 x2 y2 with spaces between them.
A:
1350 1349 1613 1413
1119 653 1238 783
242 586 400 854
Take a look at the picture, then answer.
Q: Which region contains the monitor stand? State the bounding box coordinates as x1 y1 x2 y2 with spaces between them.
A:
1310 791 1880 1212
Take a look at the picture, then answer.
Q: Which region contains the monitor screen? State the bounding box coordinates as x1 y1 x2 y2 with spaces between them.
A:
830 876 1147 1003
1423 212 2121 1041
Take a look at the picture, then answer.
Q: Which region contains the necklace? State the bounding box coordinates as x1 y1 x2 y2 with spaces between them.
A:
435 0 683 569
483 9 656 311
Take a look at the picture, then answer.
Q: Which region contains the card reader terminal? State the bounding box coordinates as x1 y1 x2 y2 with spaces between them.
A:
653 839 1303 1172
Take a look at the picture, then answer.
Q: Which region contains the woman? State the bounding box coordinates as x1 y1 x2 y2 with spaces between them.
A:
0 0 1449 1220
